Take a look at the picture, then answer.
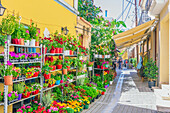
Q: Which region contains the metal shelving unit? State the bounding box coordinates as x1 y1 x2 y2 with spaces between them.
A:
1 40 43 113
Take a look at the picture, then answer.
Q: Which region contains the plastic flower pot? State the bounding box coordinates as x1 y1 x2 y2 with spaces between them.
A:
44 73 51 79
101 66 104 69
33 72 39 77
50 49 55 53
12 77 17 80
42 47 47 54
18 94 22 100
59 48 63 53
35 90 39 94
84 105 89 109
24 40 30 46
66 66 70 71
35 41 39 46
30 39 35 46
97 65 100 68
48 84 54 87
55 80 60 85
63 69 67 75
101 92 105 95
20 38 24 45
56 65 62 69
4 76 13 85
108 84 109 87
32 48 36 53
69 50 73 55
55 48 59 53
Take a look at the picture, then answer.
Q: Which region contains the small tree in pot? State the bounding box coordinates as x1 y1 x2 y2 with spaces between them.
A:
144 58 158 88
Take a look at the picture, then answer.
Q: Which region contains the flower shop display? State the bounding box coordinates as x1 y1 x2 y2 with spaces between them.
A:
22 68 35 78
32 84 42 95
87 61 94 71
42 63 52 79
63 62 68 75
46 78 56 87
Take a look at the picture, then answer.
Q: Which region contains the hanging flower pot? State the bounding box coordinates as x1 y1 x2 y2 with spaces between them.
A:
44 73 51 79
63 69 67 75
56 64 62 69
24 40 30 46
20 38 25 45
35 41 39 46
4 76 13 85
42 47 47 54
66 66 70 71
30 39 36 46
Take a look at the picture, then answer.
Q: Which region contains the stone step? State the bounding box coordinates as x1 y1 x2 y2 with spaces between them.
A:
161 84 170 93
154 89 170 100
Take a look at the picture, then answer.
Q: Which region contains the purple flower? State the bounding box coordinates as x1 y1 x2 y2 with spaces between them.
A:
15 93 18 97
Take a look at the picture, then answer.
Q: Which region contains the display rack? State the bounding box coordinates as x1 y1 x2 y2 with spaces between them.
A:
1 40 43 113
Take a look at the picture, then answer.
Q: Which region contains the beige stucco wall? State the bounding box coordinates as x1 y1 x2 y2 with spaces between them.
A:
159 5 169 84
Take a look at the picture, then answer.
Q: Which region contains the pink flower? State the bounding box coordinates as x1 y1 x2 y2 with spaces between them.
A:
60 80 63 83
38 103 42 106
26 30 29 34
77 99 79 101
21 105 25 109
5 41 7 44
34 101 38 104
38 30 40 34
17 109 23 113
36 34 38 36
26 106 31 109
47 109 51 112
6 61 12 66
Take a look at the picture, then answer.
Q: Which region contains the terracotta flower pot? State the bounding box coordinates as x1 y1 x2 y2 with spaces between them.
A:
63 69 67 75
66 66 70 71
20 38 24 45
56 65 62 69
102 55 104 58
4 76 13 85
44 73 51 79
35 41 39 46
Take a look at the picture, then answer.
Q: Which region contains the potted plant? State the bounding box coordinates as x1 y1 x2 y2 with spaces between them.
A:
43 83 48 89
63 62 68 75
0 91 3 102
28 22 37 46
0 61 13 85
33 69 39 77
87 61 94 71
12 67 21 80
35 30 40 46
14 82 25 100
56 59 63 69
1 14 17 43
42 63 52 79
24 30 31 46
55 75 61 85
84 99 90 109
144 58 158 88
8 91 18 104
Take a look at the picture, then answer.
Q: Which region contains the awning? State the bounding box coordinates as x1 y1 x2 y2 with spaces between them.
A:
114 20 155 49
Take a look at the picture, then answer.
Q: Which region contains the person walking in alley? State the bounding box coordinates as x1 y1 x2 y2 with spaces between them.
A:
118 58 122 69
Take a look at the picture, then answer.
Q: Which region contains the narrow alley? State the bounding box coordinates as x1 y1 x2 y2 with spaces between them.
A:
82 69 167 113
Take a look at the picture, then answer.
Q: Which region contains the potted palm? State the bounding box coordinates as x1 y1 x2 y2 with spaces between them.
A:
144 58 158 88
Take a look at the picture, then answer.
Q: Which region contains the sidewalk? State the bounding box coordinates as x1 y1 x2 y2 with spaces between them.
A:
82 69 167 113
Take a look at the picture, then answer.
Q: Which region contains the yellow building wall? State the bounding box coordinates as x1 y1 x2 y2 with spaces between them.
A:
159 4 169 84
0 0 77 112
1 0 77 35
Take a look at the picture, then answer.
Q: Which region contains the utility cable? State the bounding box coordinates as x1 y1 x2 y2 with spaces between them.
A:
116 0 131 20
124 0 133 22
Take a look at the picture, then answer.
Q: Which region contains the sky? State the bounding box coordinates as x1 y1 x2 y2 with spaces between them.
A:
94 0 140 30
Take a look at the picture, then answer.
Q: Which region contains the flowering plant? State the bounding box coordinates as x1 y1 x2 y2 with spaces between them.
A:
22 68 35 78
8 91 18 101
0 61 13 76
0 91 4 102
32 83 42 91
47 106 59 113
12 67 21 77
46 78 56 85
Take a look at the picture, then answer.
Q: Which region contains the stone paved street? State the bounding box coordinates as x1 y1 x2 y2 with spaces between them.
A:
82 69 168 113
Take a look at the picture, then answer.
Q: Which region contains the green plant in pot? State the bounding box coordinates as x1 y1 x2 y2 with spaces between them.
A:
42 63 52 79
144 58 158 88
0 34 7 47
14 82 25 100
28 22 37 46
55 75 61 85
1 14 18 43
63 62 68 75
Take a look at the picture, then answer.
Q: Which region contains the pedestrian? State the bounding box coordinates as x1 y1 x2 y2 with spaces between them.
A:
118 59 122 69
